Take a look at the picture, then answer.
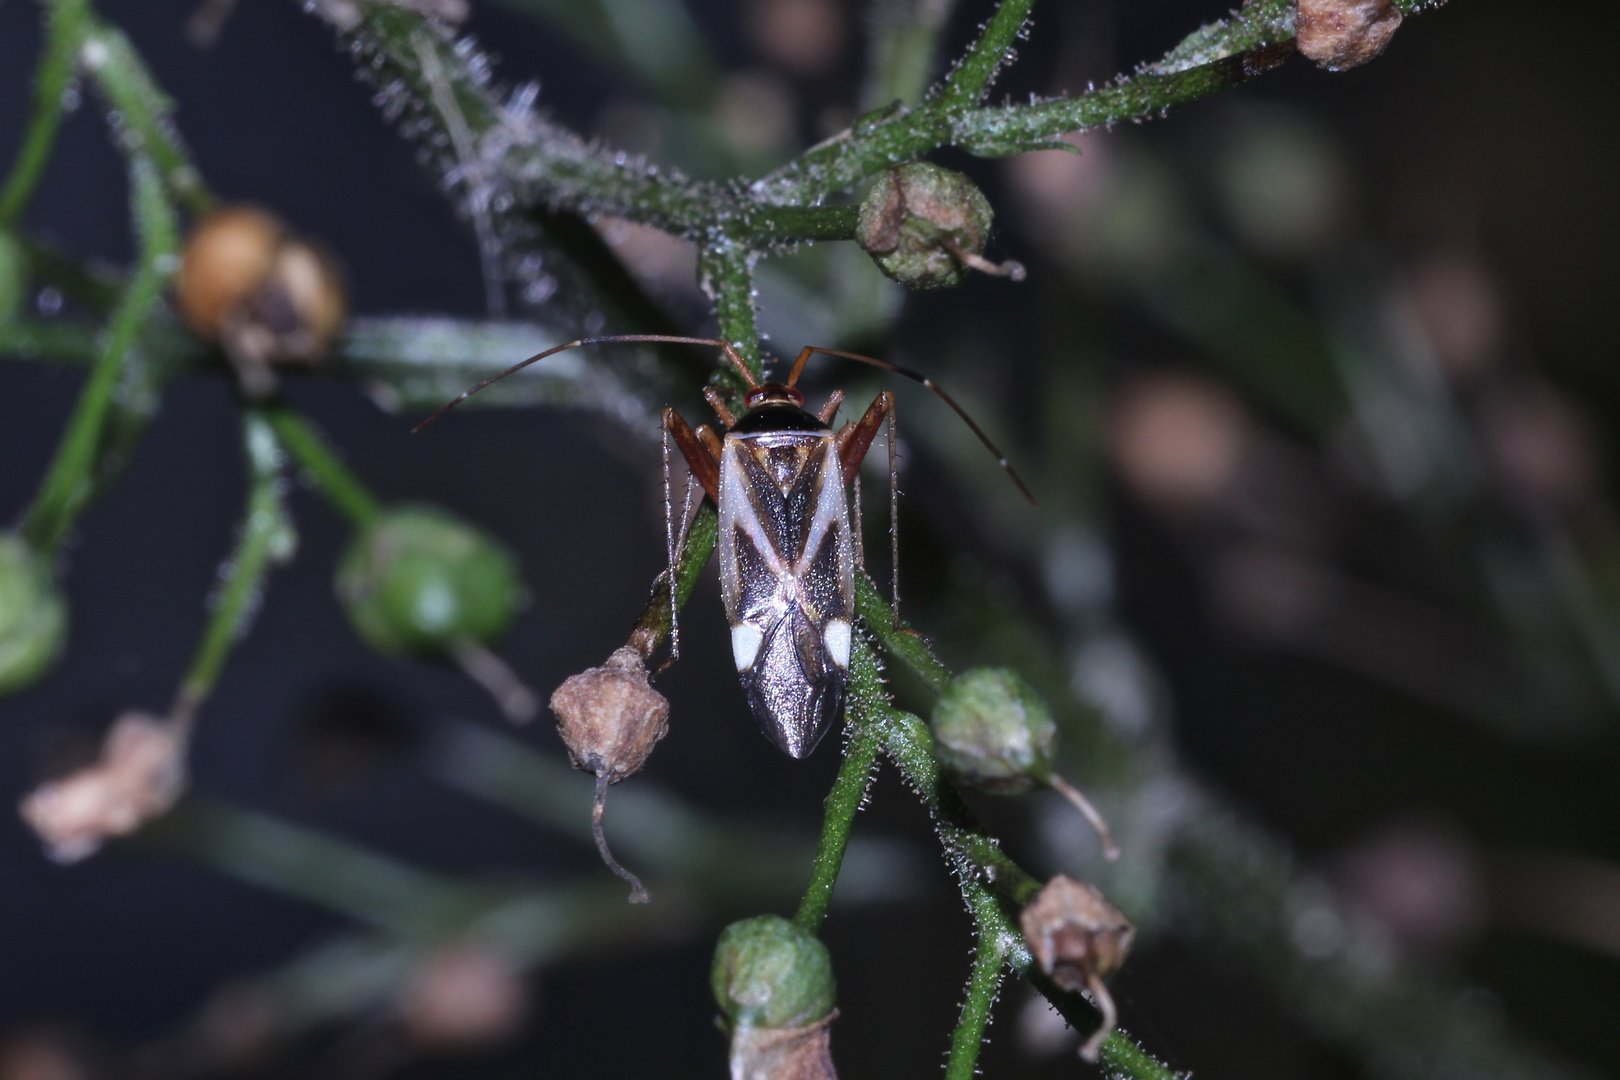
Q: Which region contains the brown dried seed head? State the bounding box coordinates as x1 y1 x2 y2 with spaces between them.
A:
1020 875 1134 990
550 646 670 782
18 711 188 863
550 646 670 902
729 1014 838 1080
1022 875 1133 1062
1295 0 1402 71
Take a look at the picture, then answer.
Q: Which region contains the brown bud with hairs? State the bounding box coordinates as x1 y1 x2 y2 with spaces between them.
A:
549 645 669 903
1294 0 1402 71
1020 875 1134 1062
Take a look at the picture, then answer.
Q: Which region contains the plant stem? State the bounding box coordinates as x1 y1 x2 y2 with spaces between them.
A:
80 14 214 217
333 0 1450 246
937 0 1035 107
794 708 884 932
0 0 90 227
860 0 961 111
699 242 762 386
855 570 950 694
18 152 175 554
172 411 292 719
629 500 718 658
943 928 1009 1080
263 407 383 528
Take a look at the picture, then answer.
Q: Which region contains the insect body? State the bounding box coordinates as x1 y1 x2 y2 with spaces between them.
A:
712 390 857 757
417 335 1031 758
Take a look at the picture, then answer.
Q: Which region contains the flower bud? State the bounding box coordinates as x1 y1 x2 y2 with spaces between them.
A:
0 533 67 696
932 667 1055 793
711 915 836 1032
1020 875 1134 1061
18 710 188 862
856 162 1023 289
336 505 524 658
1294 0 1402 71
932 668 1119 859
0 231 27 326
550 646 670 902
174 205 347 397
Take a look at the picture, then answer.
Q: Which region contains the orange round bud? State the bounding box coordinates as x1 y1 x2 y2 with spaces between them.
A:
175 206 284 342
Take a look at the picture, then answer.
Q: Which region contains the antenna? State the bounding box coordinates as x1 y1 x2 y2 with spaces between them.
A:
413 335 756 433
785 345 1036 505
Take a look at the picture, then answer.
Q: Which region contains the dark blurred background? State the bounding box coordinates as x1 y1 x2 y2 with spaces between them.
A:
1 1 1618 1079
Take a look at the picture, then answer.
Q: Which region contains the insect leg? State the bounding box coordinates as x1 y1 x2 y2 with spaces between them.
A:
703 386 739 428
834 391 894 486
662 409 721 663
664 407 720 500
836 392 901 622
816 388 845 425
887 397 900 626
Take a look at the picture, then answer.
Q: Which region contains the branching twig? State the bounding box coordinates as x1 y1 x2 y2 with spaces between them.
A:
263 406 384 527
0 0 91 226
18 153 175 554
172 411 295 721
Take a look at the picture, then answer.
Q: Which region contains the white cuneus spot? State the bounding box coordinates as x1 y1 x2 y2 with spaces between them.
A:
731 624 764 671
824 619 852 669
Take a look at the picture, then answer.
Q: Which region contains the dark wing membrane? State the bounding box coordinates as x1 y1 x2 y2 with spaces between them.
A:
740 607 846 759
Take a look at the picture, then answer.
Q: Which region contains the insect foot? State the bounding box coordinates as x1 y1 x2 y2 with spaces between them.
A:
931 668 1121 860
175 205 347 399
856 162 1024 289
19 710 189 863
1020 875 1135 1063
711 915 838 1080
1294 0 1402 71
0 532 67 696
550 646 670 903
336 505 535 719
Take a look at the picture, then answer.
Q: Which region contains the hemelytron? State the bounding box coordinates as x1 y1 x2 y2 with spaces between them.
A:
418 335 1032 759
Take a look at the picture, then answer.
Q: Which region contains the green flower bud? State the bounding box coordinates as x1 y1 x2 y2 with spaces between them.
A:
711 915 836 1032
0 533 67 695
930 667 1054 794
856 162 1022 289
336 505 524 656
0 231 27 326
932 667 1120 859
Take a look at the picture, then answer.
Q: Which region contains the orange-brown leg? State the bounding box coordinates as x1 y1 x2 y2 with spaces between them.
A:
664 407 720 500
661 408 723 665
817 389 845 425
835 391 894 485
703 386 738 429
835 392 902 625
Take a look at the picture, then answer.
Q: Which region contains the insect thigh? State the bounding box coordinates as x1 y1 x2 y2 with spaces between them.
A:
717 429 855 758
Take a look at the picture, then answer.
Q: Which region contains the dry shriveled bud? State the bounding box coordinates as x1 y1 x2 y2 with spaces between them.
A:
551 646 670 902
0 533 67 696
19 711 188 862
856 162 1023 289
175 205 347 397
727 1017 837 1080
398 944 529 1049
932 668 1119 859
1020 875 1134 1062
1294 0 1402 71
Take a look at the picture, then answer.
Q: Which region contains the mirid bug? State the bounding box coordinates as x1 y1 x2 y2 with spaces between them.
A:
417 335 1033 758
